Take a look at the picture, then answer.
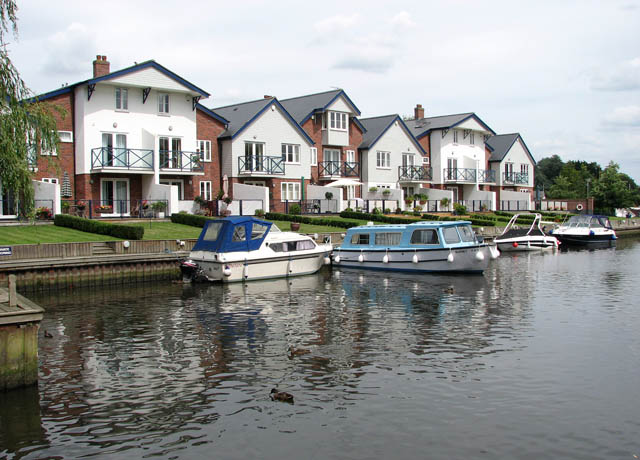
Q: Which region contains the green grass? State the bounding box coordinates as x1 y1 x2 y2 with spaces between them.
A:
117 222 203 240
0 224 120 245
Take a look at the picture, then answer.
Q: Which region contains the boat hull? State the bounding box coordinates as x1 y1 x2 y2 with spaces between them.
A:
495 236 559 252
554 233 616 246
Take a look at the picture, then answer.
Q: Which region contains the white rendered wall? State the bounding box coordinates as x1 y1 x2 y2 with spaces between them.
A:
432 128 489 183
33 180 61 214
230 103 313 179
465 189 496 210
233 183 269 213
493 138 535 187
326 96 356 115
500 190 532 210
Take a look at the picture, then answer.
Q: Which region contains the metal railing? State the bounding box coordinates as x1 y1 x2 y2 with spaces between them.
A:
398 165 432 181
478 169 496 183
59 199 168 219
282 199 339 214
319 161 360 177
159 150 204 172
91 147 154 170
443 168 495 183
455 200 492 212
499 200 529 211
238 155 285 175
343 161 360 177
503 172 529 184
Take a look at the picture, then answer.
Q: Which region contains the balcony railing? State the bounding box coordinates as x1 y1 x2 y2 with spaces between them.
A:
319 161 360 177
160 150 204 172
91 147 154 170
443 168 495 183
503 172 529 184
238 155 285 175
398 165 432 181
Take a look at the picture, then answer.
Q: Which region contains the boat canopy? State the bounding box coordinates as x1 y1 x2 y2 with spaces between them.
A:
192 216 273 253
566 215 612 229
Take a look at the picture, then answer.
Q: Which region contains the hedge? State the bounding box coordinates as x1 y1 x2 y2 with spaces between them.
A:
54 214 144 240
266 212 361 229
170 213 212 228
340 210 417 225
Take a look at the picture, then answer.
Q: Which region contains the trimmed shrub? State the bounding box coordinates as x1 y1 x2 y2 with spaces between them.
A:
289 204 301 215
171 213 211 228
54 214 144 240
265 212 361 229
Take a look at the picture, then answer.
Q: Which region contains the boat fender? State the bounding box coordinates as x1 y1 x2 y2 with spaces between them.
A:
447 251 454 263
382 254 389 264
323 256 331 265
475 251 485 261
576 204 583 211
490 246 501 259
334 255 341 264
412 254 419 264
223 265 232 277
358 254 365 263
243 263 249 279
512 242 519 248
590 230 595 236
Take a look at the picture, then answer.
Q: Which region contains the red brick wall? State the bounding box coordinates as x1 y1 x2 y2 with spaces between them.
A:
195 109 226 200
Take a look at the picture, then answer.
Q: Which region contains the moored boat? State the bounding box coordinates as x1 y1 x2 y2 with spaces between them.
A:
494 213 559 252
181 216 332 283
550 214 617 246
333 220 500 274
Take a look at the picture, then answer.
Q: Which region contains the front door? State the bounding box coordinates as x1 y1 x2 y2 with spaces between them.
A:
324 149 341 175
101 179 130 215
446 186 458 202
447 158 457 180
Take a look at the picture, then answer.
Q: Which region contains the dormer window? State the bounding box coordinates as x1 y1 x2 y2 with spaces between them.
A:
158 93 169 114
115 87 128 111
326 111 348 131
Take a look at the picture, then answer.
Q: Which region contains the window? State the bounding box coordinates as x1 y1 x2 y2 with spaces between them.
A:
329 111 348 130
310 147 317 166
115 88 128 111
374 232 402 246
520 188 529 193
251 223 269 240
281 144 300 163
203 222 223 241
101 133 127 166
521 164 529 175
200 181 212 200
443 227 461 244
346 185 355 199
453 130 459 143
350 233 370 245
244 142 265 171
159 137 182 168
42 178 59 184
270 240 316 252
158 93 169 114
422 156 430 165
470 133 475 145
198 140 211 162
346 150 355 163
457 225 475 242
376 151 391 168
232 225 246 242
281 182 300 201
58 131 73 143
244 181 266 186
410 229 439 245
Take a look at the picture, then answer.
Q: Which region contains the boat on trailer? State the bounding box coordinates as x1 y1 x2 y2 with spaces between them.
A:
180 216 332 283
333 220 500 274
494 213 559 252
550 214 617 246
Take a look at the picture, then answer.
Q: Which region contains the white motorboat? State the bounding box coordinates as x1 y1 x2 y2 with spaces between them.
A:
181 216 332 282
333 220 500 274
494 213 559 252
550 214 617 246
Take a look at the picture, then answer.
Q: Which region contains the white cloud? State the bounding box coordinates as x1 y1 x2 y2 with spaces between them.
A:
603 105 640 126
390 11 416 29
590 57 640 91
41 23 96 77
314 14 360 35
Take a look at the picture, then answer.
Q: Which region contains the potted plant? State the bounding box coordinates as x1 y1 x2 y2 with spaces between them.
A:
440 197 450 210
95 204 113 214
61 201 70 214
325 191 333 200
453 203 467 216
382 189 391 197
405 195 414 205
76 200 86 211
417 193 428 205
369 186 378 192
255 209 265 217
223 196 233 205
289 203 301 215
290 222 301 231
480 203 488 212
36 207 52 220
151 201 167 218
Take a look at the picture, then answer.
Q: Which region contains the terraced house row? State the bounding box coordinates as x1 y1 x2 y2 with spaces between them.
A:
0 55 535 218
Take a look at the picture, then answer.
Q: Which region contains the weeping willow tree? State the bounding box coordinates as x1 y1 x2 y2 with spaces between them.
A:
1 0 61 215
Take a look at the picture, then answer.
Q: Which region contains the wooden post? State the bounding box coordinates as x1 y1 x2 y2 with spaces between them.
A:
8 275 17 307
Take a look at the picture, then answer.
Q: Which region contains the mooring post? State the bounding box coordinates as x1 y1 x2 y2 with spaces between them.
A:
8 274 17 307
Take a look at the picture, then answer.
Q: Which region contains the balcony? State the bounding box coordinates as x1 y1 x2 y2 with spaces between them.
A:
443 168 496 183
319 161 360 178
92 147 154 171
238 155 285 175
160 150 204 173
398 165 432 181
503 172 529 185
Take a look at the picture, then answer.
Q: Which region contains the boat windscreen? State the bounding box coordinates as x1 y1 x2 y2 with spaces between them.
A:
203 222 224 241
251 222 269 240
443 227 461 244
457 225 476 242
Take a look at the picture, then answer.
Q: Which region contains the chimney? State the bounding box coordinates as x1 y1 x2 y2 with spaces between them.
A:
93 55 110 78
264 95 273 99
414 104 424 120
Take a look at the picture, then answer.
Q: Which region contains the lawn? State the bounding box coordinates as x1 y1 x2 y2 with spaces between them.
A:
0 223 120 245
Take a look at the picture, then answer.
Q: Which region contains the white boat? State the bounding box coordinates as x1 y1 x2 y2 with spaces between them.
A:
494 213 559 252
333 220 500 274
550 214 617 246
180 216 332 282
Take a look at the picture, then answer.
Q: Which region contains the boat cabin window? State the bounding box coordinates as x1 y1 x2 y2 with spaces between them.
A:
251 223 269 240
457 225 475 242
203 222 224 241
269 240 316 252
232 225 246 242
410 229 439 245
350 233 370 245
374 232 402 246
443 227 461 244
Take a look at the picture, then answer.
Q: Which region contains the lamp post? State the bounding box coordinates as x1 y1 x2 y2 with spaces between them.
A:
586 179 591 213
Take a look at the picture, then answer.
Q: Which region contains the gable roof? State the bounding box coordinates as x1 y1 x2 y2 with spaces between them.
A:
32 59 210 102
486 133 536 165
196 103 229 126
359 114 426 155
211 97 314 144
404 112 496 139
280 89 362 125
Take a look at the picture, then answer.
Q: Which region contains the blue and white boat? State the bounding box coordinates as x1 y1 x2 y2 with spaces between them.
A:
333 220 500 274
181 216 332 283
550 214 617 246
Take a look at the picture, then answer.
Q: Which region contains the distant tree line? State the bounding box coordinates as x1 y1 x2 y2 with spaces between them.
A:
535 155 640 214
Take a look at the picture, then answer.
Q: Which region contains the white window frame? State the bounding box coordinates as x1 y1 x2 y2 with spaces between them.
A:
310 147 317 166
244 181 266 187
281 143 300 164
346 185 355 200
376 151 391 169
115 87 128 111
200 181 212 201
100 177 130 216
346 150 355 164
453 130 459 144
198 140 211 162
158 93 170 114
470 133 475 145
329 111 348 131
58 131 73 143
41 178 59 184
281 182 301 201
520 188 529 193
422 156 430 165
521 164 529 174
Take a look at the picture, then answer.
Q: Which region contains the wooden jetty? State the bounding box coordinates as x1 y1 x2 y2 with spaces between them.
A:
0 275 44 391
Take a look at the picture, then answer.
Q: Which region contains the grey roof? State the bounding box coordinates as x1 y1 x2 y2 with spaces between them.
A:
280 89 352 124
405 112 495 138
359 115 400 149
486 134 520 162
211 98 274 138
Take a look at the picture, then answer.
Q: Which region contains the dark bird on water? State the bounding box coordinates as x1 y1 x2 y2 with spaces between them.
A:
270 388 294 403
288 346 311 359
44 330 53 338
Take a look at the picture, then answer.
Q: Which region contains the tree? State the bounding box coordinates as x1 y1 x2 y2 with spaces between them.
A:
592 162 636 213
535 154 564 191
1 0 61 215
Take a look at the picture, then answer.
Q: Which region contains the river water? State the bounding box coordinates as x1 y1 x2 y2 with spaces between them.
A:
2 238 640 459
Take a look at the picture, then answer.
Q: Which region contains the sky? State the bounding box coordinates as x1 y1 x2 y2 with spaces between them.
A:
5 0 640 182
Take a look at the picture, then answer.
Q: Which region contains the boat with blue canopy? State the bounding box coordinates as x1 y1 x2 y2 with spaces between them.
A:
181 216 332 282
